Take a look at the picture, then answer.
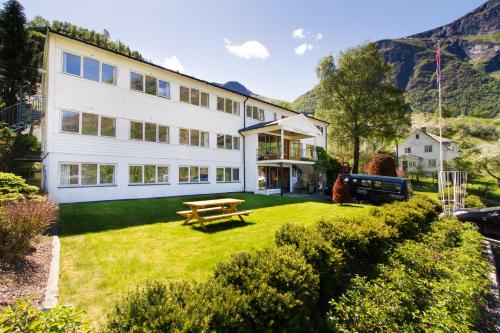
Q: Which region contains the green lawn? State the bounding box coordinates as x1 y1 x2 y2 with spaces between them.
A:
58 193 367 326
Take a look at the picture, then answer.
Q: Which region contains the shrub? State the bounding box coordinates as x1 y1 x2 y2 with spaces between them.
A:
0 297 89 332
0 172 40 203
332 175 351 204
465 194 485 208
327 218 491 332
212 246 319 332
0 199 58 262
366 154 397 177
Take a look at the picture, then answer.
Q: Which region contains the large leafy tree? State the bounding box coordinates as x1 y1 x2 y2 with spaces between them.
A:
0 0 40 109
316 43 411 174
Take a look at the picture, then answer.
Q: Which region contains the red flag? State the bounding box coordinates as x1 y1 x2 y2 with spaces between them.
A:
435 46 441 83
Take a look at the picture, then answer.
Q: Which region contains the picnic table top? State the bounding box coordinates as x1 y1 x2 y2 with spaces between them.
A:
182 198 245 207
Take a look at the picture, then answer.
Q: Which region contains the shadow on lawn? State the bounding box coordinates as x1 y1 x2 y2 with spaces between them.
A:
57 192 320 237
189 219 255 233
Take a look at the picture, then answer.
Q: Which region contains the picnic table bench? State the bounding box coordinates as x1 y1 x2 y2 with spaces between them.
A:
177 198 252 229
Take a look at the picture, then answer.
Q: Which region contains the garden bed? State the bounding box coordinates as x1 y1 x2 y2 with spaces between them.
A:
0 235 52 308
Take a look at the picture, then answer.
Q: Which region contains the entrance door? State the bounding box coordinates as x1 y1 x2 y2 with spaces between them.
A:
281 167 290 193
402 160 408 172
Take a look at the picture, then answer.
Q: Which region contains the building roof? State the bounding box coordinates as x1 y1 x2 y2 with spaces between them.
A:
400 154 423 160
239 114 322 138
47 29 328 124
426 132 452 144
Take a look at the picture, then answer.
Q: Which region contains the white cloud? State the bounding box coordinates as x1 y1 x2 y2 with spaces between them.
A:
292 28 306 39
162 56 184 72
314 33 323 41
224 39 270 60
294 43 314 55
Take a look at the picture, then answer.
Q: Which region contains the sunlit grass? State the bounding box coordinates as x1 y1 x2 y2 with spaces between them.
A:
58 193 367 326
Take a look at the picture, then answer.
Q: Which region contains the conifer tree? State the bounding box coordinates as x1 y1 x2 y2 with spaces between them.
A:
332 175 351 205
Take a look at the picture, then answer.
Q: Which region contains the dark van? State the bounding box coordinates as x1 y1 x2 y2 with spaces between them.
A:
341 174 413 204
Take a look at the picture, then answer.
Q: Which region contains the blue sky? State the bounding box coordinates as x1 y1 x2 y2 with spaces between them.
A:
21 0 485 101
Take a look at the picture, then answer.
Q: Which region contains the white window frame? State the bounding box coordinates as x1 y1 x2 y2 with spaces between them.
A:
216 167 241 183
60 110 116 138
404 147 411 154
427 159 437 168
424 145 433 153
129 121 170 144
128 164 170 185
216 134 240 150
178 165 210 184
61 51 118 86
59 162 116 187
179 128 209 147
179 86 209 109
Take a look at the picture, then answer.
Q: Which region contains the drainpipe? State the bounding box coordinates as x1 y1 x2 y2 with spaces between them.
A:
242 96 249 192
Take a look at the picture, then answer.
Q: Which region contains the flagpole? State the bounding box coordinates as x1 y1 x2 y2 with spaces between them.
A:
438 41 443 174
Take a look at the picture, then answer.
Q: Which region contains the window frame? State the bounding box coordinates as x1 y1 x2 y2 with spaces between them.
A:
128 164 170 185
130 121 170 143
101 62 118 85
178 165 210 184
246 104 265 121
180 128 209 147
83 57 100 82
130 71 145 92
424 145 433 153
60 111 116 138
59 162 116 187
216 167 240 183
62 52 82 77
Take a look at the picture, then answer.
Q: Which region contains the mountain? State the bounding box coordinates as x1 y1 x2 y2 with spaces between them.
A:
215 81 292 108
291 0 500 118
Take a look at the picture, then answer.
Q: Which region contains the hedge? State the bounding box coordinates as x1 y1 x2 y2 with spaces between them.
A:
0 172 40 203
327 217 492 332
106 196 442 332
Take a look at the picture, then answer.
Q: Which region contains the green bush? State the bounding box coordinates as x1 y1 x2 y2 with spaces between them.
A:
0 297 89 332
107 247 319 333
0 199 58 263
465 194 485 208
213 246 319 332
0 172 40 203
327 218 491 332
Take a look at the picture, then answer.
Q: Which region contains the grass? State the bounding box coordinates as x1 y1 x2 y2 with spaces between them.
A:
58 193 367 326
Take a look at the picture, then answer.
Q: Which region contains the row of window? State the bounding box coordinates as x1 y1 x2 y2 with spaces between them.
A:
59 163 241 186
246 105 265 121
60 111 241 149
216 134 240 150
217 97 240 116
61 51 327 127
130 72 170 98
61 111 116 137
404 145 433 154
63 52 118 85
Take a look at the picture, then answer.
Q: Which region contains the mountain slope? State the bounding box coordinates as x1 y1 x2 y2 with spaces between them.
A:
292 0 500 118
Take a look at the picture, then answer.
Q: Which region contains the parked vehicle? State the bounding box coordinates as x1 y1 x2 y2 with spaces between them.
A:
341 174 413 204
453 206 500 237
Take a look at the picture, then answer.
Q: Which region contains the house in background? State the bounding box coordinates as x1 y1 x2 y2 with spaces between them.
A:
39 30 327 203
396 128 460 176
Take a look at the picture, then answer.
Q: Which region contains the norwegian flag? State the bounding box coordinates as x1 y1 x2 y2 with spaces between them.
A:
435 44 441 84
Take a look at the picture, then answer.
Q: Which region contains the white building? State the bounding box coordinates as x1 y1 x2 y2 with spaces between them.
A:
396 128 460 176
40 30 327 203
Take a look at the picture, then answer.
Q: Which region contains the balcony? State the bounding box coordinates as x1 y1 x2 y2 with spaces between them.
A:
256 146 316 162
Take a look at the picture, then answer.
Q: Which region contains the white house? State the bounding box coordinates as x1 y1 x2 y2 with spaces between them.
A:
396 128 460 176
39 30 327 203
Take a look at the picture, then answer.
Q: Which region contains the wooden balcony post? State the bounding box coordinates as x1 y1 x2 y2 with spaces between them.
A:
280 127 284 160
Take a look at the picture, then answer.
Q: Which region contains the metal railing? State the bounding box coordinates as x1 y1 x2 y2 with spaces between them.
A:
0 96 44 131
256 146 316 161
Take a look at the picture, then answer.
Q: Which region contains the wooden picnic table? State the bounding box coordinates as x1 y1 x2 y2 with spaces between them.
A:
177 198 252 229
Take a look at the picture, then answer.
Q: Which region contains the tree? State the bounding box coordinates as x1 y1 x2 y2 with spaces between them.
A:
316 43 412 174
479 154 500 185
367 154 397 177
332 175 351 205
0 0 40 109
314 146 342 187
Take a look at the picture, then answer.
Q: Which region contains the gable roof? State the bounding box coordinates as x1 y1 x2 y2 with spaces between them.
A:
411 128 454 149
239 114 322 137
47 29 328 124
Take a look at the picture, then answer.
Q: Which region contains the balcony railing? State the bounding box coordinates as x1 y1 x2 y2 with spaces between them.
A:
256 146 316 161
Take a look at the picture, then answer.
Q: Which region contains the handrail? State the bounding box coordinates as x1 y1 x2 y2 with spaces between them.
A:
256 146 316 161
0 96 44 130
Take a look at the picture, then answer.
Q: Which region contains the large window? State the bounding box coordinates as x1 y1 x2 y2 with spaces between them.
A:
217 134 240 150
61 111 116 137
62 52 81 76
179 166 209 183
428 159 437 168
216 97 240 116
130 121 169 143
130 72 144 91
258 166 280 190
128 165 169 184
62 52 117 86
216 167 240 182
101 63 117 85
158 80 170 98
59 163 115 186
145 76 157 95
179 86 209 108
246 105 264 121
179 128 209 147
424 145 433 153
83 58 99 81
